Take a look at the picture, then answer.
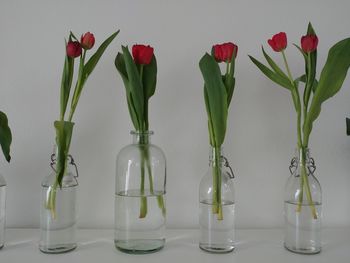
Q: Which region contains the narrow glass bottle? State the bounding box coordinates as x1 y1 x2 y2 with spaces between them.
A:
0 174 6 249
284 148 322 254
39 152 78 253
199 147 235 253
114 131 166 254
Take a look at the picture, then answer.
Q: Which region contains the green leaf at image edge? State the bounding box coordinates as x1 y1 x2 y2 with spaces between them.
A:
0 111 12 162
54 120 74 187
347 118 350 136
303 38 350 145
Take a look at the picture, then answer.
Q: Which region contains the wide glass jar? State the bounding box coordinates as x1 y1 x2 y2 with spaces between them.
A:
199 147 235 253
39 153 78 253
0 174 6 249
284 148 322 254
114 131 166 254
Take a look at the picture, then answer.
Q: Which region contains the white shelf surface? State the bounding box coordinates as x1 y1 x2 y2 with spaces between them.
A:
1 228 349 262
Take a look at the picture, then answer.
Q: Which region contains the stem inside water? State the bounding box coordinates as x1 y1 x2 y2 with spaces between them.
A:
296 149 318 219
212 147 223 220
138 135 166 218
139 143 147 218
46 181 59 219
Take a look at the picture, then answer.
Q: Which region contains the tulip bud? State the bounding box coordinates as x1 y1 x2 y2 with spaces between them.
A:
81 32 95 50
66 41 82 58
132 44 154 65
301 35 318 53
268 32 287 52
213 42 238 62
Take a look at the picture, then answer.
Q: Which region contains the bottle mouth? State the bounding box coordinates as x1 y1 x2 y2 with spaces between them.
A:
130 130 154 136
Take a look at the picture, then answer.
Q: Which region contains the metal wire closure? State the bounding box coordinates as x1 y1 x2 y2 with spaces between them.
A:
50 154 79 178
289 157 316 176
289 157 298 175
50 154 56 172
308 157 316 175
222 156 235 179
68 155 79 178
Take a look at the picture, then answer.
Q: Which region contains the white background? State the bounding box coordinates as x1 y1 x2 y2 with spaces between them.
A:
0 0 349 229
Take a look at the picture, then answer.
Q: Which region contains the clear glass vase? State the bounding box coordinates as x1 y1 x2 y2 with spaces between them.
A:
199 147 235 253
0 174 6 249
39 153 78 254
284 148 322 254
114 131 166 254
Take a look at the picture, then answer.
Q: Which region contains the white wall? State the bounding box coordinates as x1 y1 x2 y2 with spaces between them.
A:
0 0 350 228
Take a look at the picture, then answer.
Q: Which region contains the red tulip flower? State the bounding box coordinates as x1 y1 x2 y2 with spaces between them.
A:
268 32 287 52
213 42 238 62
66 41 82 58
132 44 154 65
81 32 95 50
301 35 318 53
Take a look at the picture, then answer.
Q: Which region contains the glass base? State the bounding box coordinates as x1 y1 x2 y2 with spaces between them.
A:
199 243 235 253
284 243 321 255
114 239 165 254
39 243 77 254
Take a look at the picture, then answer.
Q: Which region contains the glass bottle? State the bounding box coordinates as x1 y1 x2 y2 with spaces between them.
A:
284 148 322 254
114 131 166 254
0 174 6 249
39 152 78 253
199 147 235 253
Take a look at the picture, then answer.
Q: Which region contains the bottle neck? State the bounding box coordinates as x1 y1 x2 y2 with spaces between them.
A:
209 146 223 167
295 147 310 166
132 130 153 144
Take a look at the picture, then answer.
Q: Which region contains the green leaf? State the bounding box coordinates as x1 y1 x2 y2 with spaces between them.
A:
294 75 318 93
347 118 350 136
293 44 307 60
54 121 74 187
142 56 157 100
303 38 350 145
60 51 74 120
204 86 215 146
120 46 144 129
303 23 318 108
83 30 119 79
262 46 289 81
307 22 316 35
294 74 307 88
199 53 228 147
224 55 236 107
115 53 140 130
0 111 12 162
249 55 292 90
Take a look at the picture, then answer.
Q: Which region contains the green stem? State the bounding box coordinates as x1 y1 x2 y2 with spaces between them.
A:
68 50 86 122
139 136 147 218
282 51 293 81
302 164 318 219
212 147 223 220
215 147 223 220
295 147 318 219
46 180 59 219
211 156 218 214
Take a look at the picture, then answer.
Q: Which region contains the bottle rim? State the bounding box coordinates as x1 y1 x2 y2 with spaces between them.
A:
130 130 154 136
